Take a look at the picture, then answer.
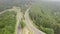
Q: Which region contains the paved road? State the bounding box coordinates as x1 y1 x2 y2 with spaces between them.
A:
16 8 21 34
24 7 45 34
0 10 8 14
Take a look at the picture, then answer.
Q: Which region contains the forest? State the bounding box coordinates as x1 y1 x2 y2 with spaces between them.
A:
29 5 60 34
0 0 60 34
0 10 17 34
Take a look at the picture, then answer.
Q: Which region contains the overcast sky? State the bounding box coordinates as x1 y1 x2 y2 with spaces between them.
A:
42 0 60 1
